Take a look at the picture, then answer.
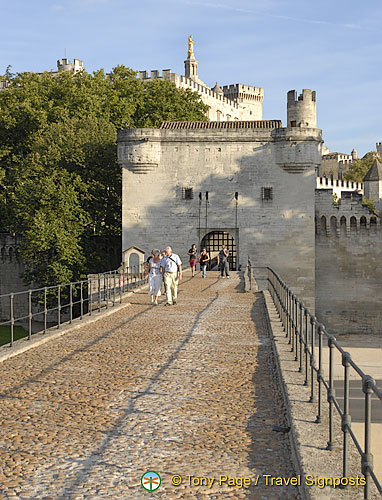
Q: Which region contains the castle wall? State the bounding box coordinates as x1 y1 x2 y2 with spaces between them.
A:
315 190 382 335
119 123 322 310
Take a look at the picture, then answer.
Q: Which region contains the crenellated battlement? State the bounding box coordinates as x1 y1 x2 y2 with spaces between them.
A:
287 89 317 128
222 83 264 103
316 176 363 193
315 190 380 237
57 58 83 74
0 233 21 262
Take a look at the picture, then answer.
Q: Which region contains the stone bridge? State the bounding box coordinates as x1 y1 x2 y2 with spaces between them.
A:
0 271 380 499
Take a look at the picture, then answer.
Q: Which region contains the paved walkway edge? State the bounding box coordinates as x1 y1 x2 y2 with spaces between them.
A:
261 290 311 500
262 290 378 500
0 284 148 364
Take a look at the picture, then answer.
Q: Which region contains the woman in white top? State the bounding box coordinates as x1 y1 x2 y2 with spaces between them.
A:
148 249 162 305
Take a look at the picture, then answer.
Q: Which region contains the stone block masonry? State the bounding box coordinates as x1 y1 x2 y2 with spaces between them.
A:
119 112 322 311
315 190 382 335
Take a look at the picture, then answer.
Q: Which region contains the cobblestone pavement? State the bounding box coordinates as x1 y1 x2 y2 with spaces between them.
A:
0 271 298 500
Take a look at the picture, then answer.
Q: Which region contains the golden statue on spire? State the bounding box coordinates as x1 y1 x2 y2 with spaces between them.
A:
187 35 195 59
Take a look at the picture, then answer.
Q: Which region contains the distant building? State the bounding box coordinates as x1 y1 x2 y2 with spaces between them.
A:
137 36 264 122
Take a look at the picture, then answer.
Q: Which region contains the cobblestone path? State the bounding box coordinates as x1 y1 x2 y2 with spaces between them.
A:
0 271 298 500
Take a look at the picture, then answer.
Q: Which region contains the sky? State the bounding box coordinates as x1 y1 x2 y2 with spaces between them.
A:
2 0 381 156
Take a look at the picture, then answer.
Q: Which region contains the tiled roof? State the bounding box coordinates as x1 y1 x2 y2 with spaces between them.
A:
160 120 282 130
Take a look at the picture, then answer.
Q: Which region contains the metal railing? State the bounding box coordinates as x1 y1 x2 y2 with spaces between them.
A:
0 264 147 348
266 266 381 499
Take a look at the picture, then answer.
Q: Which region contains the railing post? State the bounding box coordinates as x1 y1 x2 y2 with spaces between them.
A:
304 308 308 386
342 351 351 479
57 285 61 329
113 271 116 306
80 281 83 320
299 301 303 372
69 283 73 324
287 289 291 340
327 335 334 450
120 273 123 304
103 273 110 309
290 293 294 348
28 290 32 340
294 297 298 361
89 277 92 316
10 293 14 347
44 287 47 334
309 317 315 403
362 376 375 499
98 274 101 313
315 323 323 423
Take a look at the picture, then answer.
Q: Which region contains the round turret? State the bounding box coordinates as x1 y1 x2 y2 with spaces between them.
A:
287 89 317 128
351 148 358 160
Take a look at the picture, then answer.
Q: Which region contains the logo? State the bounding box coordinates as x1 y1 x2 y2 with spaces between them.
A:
141 471 161 491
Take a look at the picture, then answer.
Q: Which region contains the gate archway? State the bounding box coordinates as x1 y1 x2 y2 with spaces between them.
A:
200 231 237 271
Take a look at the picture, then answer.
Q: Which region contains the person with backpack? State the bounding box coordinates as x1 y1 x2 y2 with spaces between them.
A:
160 246 182 305
217 244 230 278
199 248 210 278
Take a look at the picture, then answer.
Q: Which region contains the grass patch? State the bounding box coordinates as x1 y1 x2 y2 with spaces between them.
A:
0 325 29 346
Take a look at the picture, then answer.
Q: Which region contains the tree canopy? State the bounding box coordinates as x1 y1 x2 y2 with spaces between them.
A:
344 151 380 183
0 67 209 286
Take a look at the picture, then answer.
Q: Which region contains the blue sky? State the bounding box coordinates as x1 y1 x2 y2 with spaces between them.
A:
2 0 381 156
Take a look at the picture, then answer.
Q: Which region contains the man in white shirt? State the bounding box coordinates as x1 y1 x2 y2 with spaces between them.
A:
160 246 182 305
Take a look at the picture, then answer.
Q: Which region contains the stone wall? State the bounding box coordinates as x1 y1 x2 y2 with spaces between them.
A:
0 233 27 322
119 121 322 310
315 190 382 335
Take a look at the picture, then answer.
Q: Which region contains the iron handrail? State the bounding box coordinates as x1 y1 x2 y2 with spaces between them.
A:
264 265 381 499
0 264 147 348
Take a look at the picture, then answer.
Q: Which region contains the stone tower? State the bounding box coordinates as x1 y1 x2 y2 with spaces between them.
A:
363 158 382 209
376 142 382 157
287 89 316 128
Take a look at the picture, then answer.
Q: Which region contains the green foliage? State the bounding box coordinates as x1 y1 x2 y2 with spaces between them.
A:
0 66 209 285
344 152 380 182
362 197 377 213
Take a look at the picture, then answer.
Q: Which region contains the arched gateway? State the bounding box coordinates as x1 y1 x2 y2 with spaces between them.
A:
200 231 237 271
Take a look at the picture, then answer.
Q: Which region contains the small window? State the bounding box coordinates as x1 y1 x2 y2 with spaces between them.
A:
290 120 297 127
261 187 273 201
182 187 193 200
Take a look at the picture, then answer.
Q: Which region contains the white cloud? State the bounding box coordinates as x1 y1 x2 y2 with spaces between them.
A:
52 4 64 10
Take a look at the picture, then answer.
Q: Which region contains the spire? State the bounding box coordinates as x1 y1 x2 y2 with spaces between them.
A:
363 159 382 182
212 82 223 95
184 35 198 81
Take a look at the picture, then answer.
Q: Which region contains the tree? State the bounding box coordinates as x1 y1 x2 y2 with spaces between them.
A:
344 152 380 182
0 66 209 286
134 79 209 127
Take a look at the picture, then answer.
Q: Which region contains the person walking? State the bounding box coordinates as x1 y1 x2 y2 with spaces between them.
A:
160 246 182 305
217 244 230 278
188 243 198 277
199 248 210 278
147 249 162 305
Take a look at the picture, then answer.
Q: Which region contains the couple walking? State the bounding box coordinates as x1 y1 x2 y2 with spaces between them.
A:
147 247 182 306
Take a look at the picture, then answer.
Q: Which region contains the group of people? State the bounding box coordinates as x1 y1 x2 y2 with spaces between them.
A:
145 244 230 306
188 244 230 279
